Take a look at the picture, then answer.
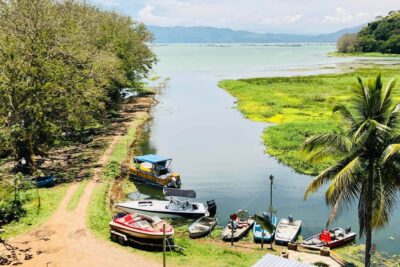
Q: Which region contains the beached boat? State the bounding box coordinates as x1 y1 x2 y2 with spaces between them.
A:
109 212 174 240
253 215 277 243
301 227 356 250
188 200 217 238
221 210 254 242
275 215 302 245
130 154 181 188
35 176 55 188
117 189 209 219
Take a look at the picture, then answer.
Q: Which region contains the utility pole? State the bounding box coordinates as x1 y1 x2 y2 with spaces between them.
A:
163 224 166 267
269 175 274 250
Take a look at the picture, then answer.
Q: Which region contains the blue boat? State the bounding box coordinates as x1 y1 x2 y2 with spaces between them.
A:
253 216 277 243
35 176 55 188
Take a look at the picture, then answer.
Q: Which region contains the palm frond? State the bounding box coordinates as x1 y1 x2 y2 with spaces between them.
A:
304 154 360 200
380 78 396 110
302 134 351 154
333 104 356 125
381 144 400 163
386 104 400 129
253 214 276 233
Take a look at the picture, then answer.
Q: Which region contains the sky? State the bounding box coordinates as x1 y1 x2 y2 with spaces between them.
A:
89 0 400 34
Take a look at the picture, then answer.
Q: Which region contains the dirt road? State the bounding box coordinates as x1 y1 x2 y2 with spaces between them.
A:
5 99 159 267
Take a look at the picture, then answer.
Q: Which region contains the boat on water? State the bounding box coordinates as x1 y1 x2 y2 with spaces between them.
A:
116 188 209 219
221 210 254 242
253 214 277 243
130 154 181 188
275 215 302 245
109 212 174 240
188 200 217 238
301 227 357 250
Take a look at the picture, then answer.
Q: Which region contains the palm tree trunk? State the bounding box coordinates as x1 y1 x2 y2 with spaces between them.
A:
365 158 374 267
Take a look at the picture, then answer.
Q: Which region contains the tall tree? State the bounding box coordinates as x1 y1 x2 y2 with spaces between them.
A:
0 0 155 168
302 75 400 267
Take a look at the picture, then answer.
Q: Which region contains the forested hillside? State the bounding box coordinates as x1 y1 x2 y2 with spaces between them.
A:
0 0 155 166
337 10 400 53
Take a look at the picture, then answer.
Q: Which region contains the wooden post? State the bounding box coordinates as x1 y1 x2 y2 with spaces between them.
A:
269 175 274 250
163 224 166 267
231 221 234 246
261 230 264 249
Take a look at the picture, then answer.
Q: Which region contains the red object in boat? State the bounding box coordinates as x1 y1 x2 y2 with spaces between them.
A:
319 230 332 242
109 213 174 240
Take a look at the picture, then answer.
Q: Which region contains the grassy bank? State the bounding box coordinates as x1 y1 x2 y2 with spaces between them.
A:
328 51 400 57
219 67 400 174
2 184 69 239
66 180 88 211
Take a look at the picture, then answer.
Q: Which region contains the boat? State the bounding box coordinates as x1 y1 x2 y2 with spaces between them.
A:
35 176 55 188
109 212 174 240
253 213 277 243
130 154 181 188
301 227 357 250
275 215 302 245
221 210 254 242
116 189 209 219
188 200 217 238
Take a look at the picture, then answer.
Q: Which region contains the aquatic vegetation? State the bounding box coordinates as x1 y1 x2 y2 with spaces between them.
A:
220 67 400 174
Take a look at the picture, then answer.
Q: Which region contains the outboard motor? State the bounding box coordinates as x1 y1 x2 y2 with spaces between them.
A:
346 226 351 234
288 215 294 223
262 212 270 221
206 200 217 217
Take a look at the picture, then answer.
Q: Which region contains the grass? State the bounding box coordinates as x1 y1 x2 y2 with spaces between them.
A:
103 112 149 180
2 184 69 239
219 67 400 174
66 180 88 211
87 182 112 239
328 52 400 57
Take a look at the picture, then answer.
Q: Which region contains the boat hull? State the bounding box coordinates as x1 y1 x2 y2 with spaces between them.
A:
188 216 217 239
221 219 255 242
275 218 302 245
253 216 277 243
301 229 357 250
109 222 173 240
117 201 206 219
130 168 181 188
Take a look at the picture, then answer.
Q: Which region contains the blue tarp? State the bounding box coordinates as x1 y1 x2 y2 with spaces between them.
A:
134 154 171 164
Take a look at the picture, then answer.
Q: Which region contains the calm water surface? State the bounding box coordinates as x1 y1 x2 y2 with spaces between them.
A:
139 44 400 254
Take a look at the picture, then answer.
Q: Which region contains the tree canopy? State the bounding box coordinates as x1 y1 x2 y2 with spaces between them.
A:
0 0 156 166
337 10 400 54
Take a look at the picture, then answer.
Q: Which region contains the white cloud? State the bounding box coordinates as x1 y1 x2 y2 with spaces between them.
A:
323 7 369 23
260 14 303 25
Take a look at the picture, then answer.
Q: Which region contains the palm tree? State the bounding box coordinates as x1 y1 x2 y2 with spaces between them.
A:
302 74 400 267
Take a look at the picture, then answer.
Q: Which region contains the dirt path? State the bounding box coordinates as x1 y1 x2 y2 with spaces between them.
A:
6 108 159 266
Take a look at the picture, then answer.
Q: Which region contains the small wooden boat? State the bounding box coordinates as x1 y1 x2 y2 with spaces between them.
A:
253 215 277 243
109 213 174 240
130 154 181 188
221 210 254 242
275 215 302 245
35 176 55 188
188 200 217 238
301 227 357 250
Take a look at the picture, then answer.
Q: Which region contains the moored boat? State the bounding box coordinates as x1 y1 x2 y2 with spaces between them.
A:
109 212 174 240
130 154 181 188
253 214 277 243
275 215 302 245
188 200 217 238
117 189 209 219
301 227 356 250
221 210 254 242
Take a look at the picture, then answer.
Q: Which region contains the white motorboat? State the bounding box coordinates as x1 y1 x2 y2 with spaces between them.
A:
116 189 209 219
275 215 302 245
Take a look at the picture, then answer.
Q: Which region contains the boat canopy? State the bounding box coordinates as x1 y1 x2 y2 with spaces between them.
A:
134 154 172 164
163 188 196 198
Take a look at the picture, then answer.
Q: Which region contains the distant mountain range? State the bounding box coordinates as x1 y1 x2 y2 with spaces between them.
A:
148 25 363 43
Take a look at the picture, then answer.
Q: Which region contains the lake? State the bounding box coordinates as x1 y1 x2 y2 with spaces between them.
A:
138 44 400 254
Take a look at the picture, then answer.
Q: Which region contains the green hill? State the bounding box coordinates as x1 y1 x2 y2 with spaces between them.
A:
337 11 400 54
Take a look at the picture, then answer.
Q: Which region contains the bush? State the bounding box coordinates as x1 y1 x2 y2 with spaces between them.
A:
337 33 359 53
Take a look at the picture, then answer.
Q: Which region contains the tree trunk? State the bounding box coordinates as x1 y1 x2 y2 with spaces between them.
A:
365 158 374 267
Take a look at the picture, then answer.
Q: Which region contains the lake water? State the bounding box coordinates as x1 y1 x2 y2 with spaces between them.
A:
139 44 400 254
